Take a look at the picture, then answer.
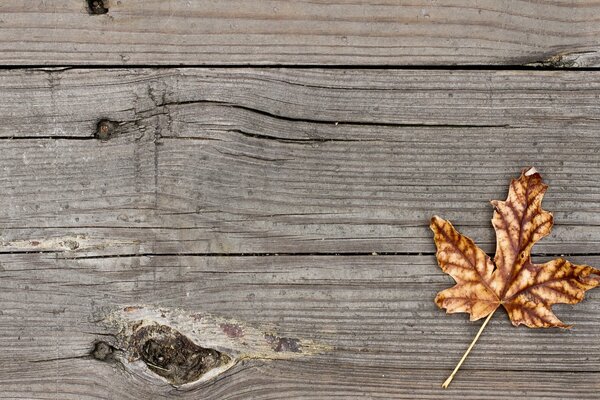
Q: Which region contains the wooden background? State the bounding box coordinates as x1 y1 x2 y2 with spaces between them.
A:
1 1 600 399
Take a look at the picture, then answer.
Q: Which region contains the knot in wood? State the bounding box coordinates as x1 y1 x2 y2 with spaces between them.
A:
91 341 114 361
87 0 108 15
129 324 231 386
96 120 116 141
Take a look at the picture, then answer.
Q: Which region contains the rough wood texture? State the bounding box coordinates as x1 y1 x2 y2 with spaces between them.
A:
1 254 600 399
2 69 600 255
1 0 600 66
2 68 600 398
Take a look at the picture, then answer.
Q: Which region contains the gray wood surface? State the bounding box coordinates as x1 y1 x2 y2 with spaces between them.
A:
2 68 600 255
1 68 600 398
1 254 600 399
0 0 599 66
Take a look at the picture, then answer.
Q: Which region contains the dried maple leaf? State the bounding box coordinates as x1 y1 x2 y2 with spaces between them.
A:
431 167 600 388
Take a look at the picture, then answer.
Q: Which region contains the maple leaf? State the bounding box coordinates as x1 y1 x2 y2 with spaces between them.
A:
431 167 600 388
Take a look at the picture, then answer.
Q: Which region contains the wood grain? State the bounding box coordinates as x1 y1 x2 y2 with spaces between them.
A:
1 253 600 399
2 67 600 398
0 0 599 66
2 68 600 255
4 1 600 397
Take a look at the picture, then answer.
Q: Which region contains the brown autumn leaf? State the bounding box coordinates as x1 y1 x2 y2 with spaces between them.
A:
431 167 600 387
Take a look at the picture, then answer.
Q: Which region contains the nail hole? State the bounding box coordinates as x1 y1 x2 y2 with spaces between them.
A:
87 0 108 14
130 324 231 386
96 120 116 141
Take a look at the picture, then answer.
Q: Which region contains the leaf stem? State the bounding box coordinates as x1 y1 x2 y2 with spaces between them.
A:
442 308 496 389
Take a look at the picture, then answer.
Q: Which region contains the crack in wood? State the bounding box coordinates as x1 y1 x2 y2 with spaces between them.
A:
160 99 511 131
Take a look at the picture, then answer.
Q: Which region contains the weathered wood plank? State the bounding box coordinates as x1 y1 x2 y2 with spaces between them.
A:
1 68 600 255
2 360 599 400
0 1 600 66
1 254 599 398
6 68 600 138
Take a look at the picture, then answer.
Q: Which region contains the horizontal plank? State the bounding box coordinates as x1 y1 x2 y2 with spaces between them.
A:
2 254 600 398
0 1 600 66
1 69 600 255
5 68 600 138
2 360 599 400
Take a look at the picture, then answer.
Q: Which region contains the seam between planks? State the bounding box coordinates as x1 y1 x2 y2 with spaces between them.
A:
0 65 599 71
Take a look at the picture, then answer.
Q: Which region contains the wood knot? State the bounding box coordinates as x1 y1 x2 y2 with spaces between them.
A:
95 120 116 141
129 324 231 386
87 0 108 15
91 341 114 361
96 306 329 387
